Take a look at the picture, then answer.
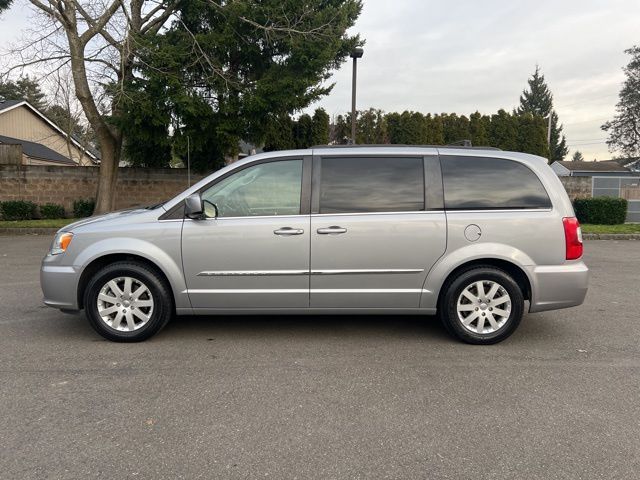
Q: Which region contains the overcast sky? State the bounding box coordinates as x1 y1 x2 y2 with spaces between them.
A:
1 0 638 160
308 0 638 160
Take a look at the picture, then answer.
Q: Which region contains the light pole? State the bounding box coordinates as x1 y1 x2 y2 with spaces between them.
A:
350 47 363 144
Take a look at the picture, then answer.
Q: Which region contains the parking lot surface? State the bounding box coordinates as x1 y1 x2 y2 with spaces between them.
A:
0 235 639 479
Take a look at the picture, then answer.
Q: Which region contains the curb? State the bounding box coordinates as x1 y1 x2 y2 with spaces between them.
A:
0 228 58 236
583 233 640 240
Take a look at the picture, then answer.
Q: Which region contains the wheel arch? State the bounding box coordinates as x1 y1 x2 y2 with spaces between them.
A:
435 258 532 309
421 243 535 310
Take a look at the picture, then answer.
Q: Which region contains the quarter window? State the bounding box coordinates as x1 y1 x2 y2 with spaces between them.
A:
319 157 425 213
441 156 551 210
201 160 303 217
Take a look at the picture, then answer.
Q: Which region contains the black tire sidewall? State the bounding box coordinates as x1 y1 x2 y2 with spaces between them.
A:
84 262 172 342
440 268 524 345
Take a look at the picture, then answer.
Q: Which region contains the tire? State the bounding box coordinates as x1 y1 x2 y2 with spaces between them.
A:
438 266 524 345
83 261 174 342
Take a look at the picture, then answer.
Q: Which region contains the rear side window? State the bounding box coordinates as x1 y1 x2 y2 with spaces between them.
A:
441 156 551 210
319 157 424 214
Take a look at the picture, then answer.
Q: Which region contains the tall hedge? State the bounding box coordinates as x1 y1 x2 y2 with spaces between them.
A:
574 197 628 225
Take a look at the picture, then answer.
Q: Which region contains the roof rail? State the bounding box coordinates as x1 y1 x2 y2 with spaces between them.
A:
312 144 502 151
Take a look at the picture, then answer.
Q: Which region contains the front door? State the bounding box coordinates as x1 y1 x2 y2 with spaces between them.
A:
310 154 447 309
181 157 311 310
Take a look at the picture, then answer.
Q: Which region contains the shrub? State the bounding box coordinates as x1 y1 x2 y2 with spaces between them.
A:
0 200 37 220
574 197 627 225
73 199 96 218
40 203 66 219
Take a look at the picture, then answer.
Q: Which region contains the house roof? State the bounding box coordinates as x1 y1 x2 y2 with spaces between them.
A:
0 134 76 165
0 99 23 110
0 99 99 162
555 160 630 172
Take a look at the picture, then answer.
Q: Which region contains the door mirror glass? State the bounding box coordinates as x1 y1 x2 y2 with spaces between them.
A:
185 193 204 219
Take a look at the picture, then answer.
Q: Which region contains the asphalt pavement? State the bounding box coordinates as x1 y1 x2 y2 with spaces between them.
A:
0 235 639 479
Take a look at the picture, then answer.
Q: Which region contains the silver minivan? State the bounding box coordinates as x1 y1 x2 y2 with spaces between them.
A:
41 146 588 344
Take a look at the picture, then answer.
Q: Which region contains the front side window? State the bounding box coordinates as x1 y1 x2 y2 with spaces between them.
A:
319 157 425 214
201 159 303 217
441 156 552 210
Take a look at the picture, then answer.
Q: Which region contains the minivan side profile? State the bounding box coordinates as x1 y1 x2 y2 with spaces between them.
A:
40 146 588 344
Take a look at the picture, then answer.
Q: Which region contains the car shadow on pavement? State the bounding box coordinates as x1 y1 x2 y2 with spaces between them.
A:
161 314 452 342
36 309 570 348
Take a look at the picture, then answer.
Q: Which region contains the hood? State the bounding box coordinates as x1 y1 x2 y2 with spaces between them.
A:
60 207 162 232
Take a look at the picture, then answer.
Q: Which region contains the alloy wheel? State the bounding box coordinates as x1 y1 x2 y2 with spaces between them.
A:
96 277 154 332
456 280 512 334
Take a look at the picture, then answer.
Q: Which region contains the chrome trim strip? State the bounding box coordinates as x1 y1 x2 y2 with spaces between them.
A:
197 270 308 277
310 269 424 275
185 288 427 294
312 289 425 293
185 289 309 294
196 268 424 276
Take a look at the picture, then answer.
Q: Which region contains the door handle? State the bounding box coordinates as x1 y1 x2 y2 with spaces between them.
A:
274 227 304 236
317 226 347 235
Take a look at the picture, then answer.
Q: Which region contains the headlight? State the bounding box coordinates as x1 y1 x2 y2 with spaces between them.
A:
50 232 74 255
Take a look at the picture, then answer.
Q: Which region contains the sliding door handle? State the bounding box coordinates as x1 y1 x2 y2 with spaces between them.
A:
317 226 347 235
274 227 304 236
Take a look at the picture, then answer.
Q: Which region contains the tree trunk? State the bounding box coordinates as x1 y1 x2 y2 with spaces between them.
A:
94 131 122 213
66 32 122 215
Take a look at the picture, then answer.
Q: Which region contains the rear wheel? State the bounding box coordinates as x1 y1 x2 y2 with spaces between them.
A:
439 267 524 344
83 261 173 342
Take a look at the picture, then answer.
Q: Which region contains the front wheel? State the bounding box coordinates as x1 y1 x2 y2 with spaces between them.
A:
83 261 173 342
439 267 524 344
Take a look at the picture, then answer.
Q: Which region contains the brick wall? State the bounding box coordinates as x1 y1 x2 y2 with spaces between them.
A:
559 176 592 200
0 164 205 214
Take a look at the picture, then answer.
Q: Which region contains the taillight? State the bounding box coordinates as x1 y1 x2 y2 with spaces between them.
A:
563 217 583 260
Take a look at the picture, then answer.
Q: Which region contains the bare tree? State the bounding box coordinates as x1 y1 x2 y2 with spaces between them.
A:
45 67 91 164
2 0 360 213
3 0 177 213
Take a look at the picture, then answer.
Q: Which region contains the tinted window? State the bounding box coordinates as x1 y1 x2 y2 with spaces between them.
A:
202 160 303 217
319 157 424 214
441 156 551 210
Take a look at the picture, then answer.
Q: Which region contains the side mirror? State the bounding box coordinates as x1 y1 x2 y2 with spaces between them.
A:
185 193 204 219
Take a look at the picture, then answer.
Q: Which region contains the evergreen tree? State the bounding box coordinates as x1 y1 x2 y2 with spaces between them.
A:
602 46 640 157
331 114 351 145
517 66 568 161
489 109 519 151
515 113 549 157
294 114 313 149
125 0 362 171
0 76 47 110
384 112 401 144
388 111 425 144
263 114 295 151
572 151 585 162
356 108 387 144
469 111 489 146
425 114 445 145
311 108 330 146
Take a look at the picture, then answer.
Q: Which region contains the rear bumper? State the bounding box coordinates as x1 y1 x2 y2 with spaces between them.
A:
527 261 589 313
40 262 81 310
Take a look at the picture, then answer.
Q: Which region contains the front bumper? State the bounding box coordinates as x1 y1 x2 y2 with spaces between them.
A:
40 260 81 311
527 261 589 313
